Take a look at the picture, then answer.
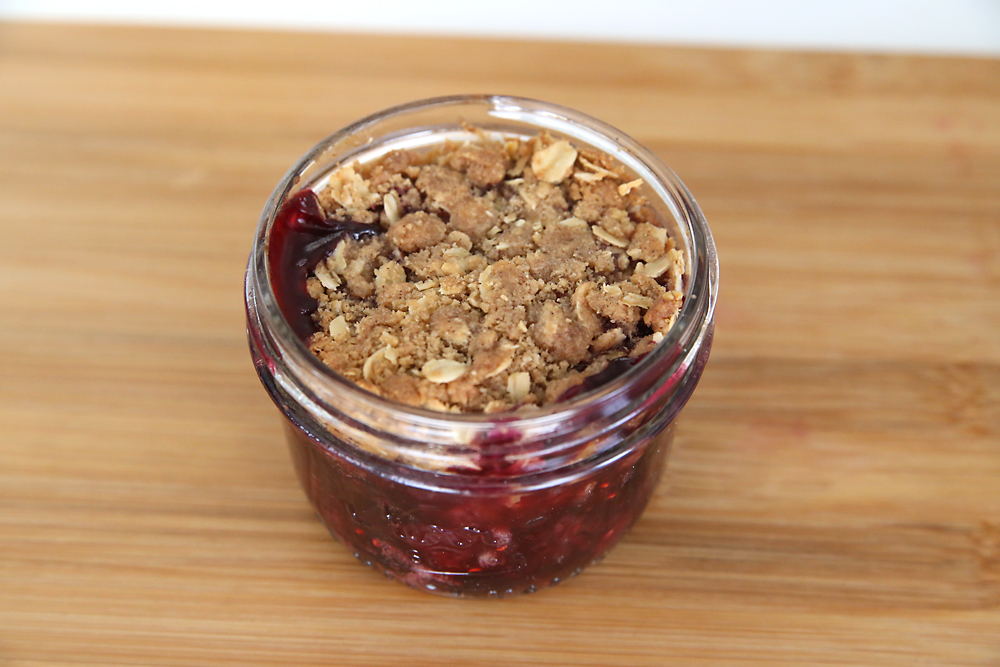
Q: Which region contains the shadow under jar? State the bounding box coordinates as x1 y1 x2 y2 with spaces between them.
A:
245 95 718 597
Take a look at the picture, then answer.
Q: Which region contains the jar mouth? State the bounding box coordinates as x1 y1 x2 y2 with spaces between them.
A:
247 95 717 456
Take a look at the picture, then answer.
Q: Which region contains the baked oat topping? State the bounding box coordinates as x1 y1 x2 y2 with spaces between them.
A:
304 132 685 412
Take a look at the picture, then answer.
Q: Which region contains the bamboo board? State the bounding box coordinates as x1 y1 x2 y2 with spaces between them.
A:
1 22 998 666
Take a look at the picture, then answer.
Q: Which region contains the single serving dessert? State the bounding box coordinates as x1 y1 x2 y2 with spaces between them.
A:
246 96 717 596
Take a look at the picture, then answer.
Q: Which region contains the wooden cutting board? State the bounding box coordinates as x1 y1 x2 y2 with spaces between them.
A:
1 21 998 666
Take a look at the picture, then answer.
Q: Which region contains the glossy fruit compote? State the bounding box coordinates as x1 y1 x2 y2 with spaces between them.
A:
284 418 673 596
246 96 717 597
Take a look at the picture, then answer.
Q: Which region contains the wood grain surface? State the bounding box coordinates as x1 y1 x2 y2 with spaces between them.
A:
1 21 998 666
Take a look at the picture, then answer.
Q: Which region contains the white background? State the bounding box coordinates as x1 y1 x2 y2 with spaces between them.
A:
1 0 999 56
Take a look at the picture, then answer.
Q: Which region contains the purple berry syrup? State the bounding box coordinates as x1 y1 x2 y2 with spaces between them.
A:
268 190 379 340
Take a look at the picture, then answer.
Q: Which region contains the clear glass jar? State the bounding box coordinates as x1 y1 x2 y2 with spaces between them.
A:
245 95 718 597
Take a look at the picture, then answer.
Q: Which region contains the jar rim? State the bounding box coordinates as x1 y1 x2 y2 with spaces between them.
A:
247 94 717 456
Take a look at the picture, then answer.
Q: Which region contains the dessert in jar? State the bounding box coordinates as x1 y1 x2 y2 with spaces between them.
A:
245 95 718 596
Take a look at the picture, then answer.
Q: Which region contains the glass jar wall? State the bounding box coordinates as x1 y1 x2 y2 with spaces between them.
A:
246 95 718 596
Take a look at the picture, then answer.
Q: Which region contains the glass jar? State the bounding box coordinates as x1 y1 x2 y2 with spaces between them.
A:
245 95 718 597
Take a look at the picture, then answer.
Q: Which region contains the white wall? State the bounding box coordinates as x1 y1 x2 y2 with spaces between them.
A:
2 0 999 56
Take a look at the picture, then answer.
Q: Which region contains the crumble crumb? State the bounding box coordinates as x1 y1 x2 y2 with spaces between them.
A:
305 132 685 412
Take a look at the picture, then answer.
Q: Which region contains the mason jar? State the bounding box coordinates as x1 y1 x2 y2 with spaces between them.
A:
245 95 718 596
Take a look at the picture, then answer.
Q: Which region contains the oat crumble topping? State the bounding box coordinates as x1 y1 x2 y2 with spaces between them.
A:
304 131 685 413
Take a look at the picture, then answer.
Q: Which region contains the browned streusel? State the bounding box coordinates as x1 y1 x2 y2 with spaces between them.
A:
305 132 685 413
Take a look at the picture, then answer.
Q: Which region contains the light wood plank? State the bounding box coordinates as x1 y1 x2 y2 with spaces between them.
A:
1 21 998 667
